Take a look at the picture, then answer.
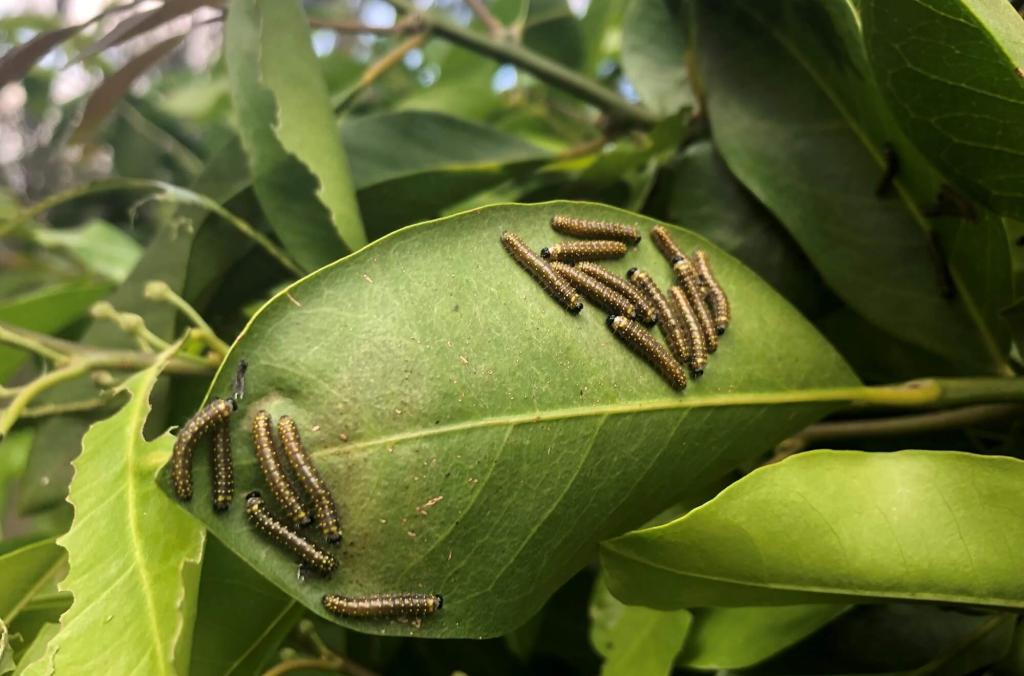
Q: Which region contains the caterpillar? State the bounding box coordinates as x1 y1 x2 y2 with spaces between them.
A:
252 411 311 528
575 262 657 326
606 315 687 391
322 593 443 619
550 215 641 245
171 397 236 501
550 262 637 319
650 225 686 264
210 422 233 512
500 232 583 314
278 416 342 544
691 249 730 335
625 268 689 365
245 491 337 576
671 257 718 352
539 240 627 263
667 286 709 376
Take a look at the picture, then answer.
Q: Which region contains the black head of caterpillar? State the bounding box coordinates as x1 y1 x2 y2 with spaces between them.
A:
245 491 337 577
539 240 628 263
278 416 342 545
251 411 312 528
549 215 641 245
171 397 236 502
500 231 583 314
322 593 443 619
210 422 233 512
606 315 687 391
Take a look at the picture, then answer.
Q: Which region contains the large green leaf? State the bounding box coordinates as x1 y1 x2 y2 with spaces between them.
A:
862 0 1024 221
225 0 350 271
694 0 1009 372
0 540 64 626
602 450 1024 610
19 349 205 676
678 605 848 670
161 201 857 638
0 281 112 383
189 538 302 676
620 0 691 118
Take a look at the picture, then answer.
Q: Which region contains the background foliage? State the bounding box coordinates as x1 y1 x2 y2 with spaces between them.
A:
1 0 1024 674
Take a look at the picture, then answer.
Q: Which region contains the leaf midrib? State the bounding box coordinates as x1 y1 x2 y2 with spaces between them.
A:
602 542 1024 609
309 386 862 459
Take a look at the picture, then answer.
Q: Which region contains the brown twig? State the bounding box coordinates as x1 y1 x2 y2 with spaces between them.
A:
463 0 506 38
772 403 1024 461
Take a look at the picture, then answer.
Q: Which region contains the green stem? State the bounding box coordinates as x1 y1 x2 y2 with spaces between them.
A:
144 281 231 356
0 325 67 364
385 0 659 126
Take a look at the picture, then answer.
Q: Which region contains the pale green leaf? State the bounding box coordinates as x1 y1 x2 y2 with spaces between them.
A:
18 348 205 676
161 201 858 638
32 219 142 284
602 450 1024 610
678 605 849 670
258 0 365 252
600 606 690 676
862 0 1024 221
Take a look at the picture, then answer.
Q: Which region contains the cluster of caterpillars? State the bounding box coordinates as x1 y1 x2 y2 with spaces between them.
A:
501 216 732 391
170 363 443 622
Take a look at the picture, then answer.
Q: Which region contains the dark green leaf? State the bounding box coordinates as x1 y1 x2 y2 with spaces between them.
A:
665 140 830 317
621 0 690 117
225 0 350 271
862 0 1024 220
0 540 64 625
344 110 549 237
161 201 857 638
11 623 57 676
258 0 365 252
189 538 302 676
694 0 1009 372
602 450 1024 610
